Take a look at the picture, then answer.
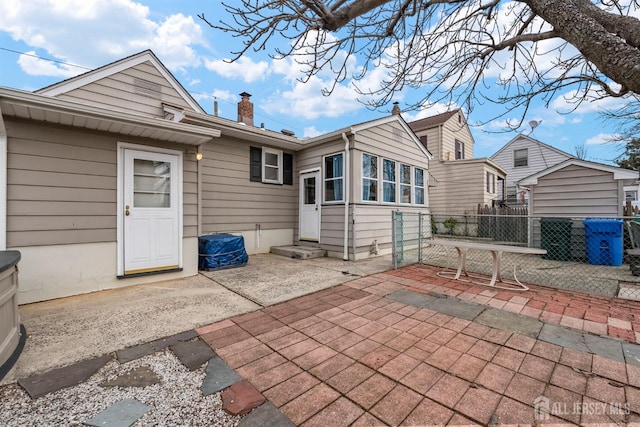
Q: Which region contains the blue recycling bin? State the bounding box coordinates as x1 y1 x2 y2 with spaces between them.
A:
583 218 624 266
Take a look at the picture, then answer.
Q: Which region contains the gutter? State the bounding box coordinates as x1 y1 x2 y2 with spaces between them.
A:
0 106 5 250
341 131 352 261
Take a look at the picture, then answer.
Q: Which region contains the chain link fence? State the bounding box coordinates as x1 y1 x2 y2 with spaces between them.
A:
392 211 640 300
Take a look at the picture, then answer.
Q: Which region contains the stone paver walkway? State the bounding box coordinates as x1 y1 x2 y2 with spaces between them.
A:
198 264 640 426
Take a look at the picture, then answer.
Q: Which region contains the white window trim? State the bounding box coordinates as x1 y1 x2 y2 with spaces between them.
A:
361 153 379 203
262 147 283 184
382 158 396 204
323 152 344 204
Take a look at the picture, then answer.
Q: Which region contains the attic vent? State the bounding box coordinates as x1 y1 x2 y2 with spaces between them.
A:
392 127 402 141
134 78 162 99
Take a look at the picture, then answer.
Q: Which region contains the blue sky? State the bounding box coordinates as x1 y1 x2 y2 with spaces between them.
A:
0 0 630 164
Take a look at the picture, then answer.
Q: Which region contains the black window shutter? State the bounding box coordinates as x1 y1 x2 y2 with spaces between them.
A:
283 153 293 185
250 146 262 182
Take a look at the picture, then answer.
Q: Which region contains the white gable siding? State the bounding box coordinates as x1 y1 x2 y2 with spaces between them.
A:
492 136 572 195
54 61 196 118
441 114 474 160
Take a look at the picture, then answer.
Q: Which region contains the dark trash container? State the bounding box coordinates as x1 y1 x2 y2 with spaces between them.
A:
198 234 248 270
583 218 624 266
0 250 24 381
540 218 572 261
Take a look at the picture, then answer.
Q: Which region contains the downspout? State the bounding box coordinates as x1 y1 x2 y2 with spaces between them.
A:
0 106 6 250
341 131 351 260
196 144 203 237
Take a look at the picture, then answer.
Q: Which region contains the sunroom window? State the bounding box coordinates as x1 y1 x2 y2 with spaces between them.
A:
362 153 378 202
324 153 344 202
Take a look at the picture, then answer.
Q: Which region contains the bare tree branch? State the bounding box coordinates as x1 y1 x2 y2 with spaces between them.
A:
200 0 640 126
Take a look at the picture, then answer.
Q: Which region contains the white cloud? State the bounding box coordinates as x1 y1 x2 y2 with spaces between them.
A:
263 76 360 120
0 0 205 75
400 102 459 123
204 56 271 83
303 126 324 138
17 52 81 78
585 133 622 145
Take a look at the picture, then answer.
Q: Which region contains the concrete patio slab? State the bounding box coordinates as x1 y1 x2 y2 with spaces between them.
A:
475 308 544 338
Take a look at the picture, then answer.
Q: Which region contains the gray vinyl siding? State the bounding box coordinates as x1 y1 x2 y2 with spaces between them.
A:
200 137 297 233
491 136 572 193
319 205 349 253
295 121 431 256
296 138 346 243
5 118 198 247
530 164 622 217
55 61 195 117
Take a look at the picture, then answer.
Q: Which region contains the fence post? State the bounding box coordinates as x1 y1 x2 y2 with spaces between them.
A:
418 212 424 264
392 211 398 269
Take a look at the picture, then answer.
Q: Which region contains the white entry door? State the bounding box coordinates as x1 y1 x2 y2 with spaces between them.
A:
299 170 320 241
122 149 181 275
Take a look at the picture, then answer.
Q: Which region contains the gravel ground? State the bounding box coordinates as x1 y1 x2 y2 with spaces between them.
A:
0 350 242 426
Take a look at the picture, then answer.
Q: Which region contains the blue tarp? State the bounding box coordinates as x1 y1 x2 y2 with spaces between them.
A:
198 234 248 270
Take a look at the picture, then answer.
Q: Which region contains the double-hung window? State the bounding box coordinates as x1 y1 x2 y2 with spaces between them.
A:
382 159 396 203
262 148 282 184
455 140 465 160
400 163 411 203
514 148 528 167
250 146 292 185
362 153 378 202
415 168 425 205
324 153 344 202
486 172 496 193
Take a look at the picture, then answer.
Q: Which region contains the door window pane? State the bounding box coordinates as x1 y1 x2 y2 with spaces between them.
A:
304 177 316 205
133 159 170 207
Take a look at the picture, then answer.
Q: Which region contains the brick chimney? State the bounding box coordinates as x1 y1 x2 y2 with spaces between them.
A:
391 102 401 115
237 92 254 126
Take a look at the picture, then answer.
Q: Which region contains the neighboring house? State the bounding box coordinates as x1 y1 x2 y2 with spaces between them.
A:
519 158 639 218
518 159 639 257
409 110 506 214
490 134 574 204
0 50 431 304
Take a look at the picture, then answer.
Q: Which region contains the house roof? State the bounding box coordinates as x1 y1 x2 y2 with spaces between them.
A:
490 133 574 160
36 50 205 114
165 105 303 151
408 110 460 131
302 114 433 159
0 86 219 145
518 158 639 186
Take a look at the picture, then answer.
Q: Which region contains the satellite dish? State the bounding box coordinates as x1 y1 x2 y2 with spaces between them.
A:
528 120 541 135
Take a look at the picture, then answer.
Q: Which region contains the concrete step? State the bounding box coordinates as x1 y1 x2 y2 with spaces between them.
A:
270 245 327 259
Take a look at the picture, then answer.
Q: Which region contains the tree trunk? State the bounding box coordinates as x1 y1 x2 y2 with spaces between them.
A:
526 0 640 94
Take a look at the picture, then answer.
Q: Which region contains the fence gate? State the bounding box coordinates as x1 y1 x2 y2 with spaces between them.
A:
392 211 430 269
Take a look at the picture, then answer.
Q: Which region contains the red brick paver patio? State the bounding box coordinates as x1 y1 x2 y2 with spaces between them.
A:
198 265 640 426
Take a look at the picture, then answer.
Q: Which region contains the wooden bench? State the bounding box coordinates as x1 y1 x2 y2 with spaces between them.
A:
427 239 547 291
